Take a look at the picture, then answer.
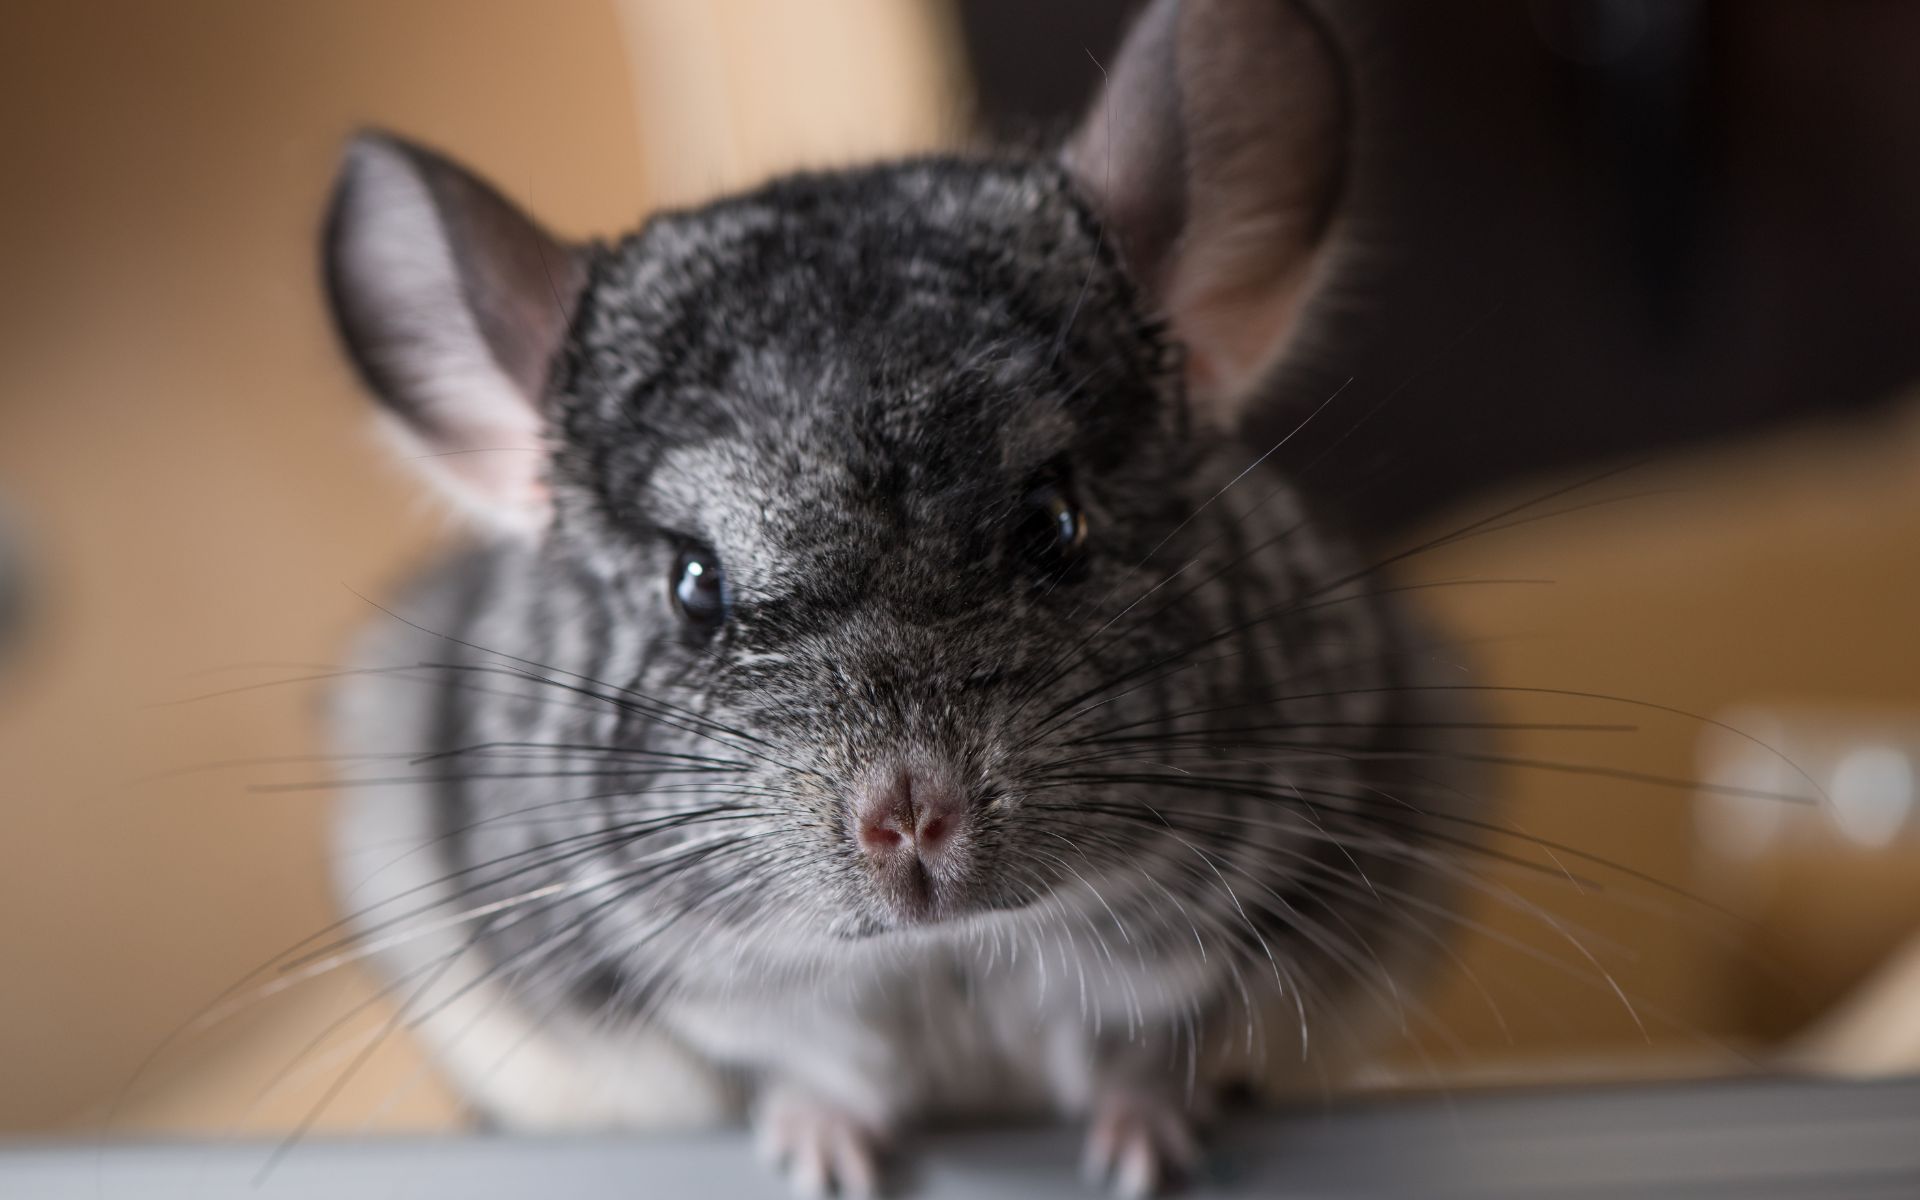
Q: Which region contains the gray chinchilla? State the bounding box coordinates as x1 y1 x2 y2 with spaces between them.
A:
321 1 1478 1194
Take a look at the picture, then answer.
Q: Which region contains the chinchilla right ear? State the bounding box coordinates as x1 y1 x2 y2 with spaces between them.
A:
322 132 588 535
1065 0 1349 427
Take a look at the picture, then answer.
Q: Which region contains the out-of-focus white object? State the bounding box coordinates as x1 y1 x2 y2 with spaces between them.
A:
1695 706 1920 859
1827 745 1915 848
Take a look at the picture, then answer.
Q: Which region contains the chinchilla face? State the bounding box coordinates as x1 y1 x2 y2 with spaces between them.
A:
322 0 1399 980
507 161 1389 946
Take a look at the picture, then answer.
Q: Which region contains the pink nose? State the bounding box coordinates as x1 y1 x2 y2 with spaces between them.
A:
854 769 965 861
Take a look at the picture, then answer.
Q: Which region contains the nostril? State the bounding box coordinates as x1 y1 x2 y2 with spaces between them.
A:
852 765 967 860
858 821 906 853
917 813 949 849
854 771 914 856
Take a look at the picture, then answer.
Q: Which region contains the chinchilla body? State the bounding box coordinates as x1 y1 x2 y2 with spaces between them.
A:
333 156 1474 1130
323 0 1481 1189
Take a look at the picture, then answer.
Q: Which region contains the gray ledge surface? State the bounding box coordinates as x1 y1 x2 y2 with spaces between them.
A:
6 1073 1919 1198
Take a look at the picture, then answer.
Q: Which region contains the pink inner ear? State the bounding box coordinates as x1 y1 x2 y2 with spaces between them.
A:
1172 261 1318 407
445 429 553 526
378 409 553 537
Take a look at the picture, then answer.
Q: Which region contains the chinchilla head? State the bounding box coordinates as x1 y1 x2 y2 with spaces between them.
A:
323 0 1411 974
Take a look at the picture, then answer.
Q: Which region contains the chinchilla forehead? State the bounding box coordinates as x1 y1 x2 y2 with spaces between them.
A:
640 343 1085 571
552 156 1174 520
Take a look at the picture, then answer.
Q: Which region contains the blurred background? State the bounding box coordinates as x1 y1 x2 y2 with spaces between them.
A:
2 0 1918 1140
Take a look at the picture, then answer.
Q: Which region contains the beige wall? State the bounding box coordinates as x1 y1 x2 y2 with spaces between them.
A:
0 0 650 1135
1 0 1915 1140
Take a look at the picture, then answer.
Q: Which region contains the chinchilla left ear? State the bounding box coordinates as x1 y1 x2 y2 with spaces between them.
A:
323 131 588 534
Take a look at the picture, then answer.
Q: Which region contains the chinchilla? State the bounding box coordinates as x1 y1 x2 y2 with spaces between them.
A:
321 0 1479 1193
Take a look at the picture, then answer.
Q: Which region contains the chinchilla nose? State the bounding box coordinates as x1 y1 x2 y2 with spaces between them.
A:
853 766 966 863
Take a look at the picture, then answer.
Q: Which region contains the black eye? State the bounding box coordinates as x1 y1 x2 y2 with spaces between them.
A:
670 545 727 628
1015 481 1088 577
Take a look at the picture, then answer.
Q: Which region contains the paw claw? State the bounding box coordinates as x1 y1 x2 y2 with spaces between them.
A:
1082 1090 1202 1198
754 1087 883 1198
